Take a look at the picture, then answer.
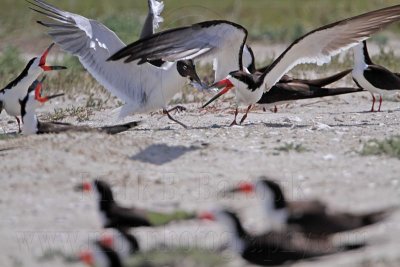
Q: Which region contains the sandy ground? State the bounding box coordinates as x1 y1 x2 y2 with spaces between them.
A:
0 88 399 267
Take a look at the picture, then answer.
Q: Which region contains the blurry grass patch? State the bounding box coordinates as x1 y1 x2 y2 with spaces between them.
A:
0 133 18 141
275 143 308 153
102 14 142 44
126 248 227 267
0 46 25 84
361 136 400 159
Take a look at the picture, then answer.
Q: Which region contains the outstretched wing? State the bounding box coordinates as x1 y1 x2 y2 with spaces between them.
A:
109 21 248 81
140 0 165 39
29 0 158 103
260 4 400 92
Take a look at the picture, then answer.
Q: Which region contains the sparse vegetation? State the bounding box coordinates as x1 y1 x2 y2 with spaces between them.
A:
275 143 309 153
361 136 400 159
44 106 94 122
125 248 227 267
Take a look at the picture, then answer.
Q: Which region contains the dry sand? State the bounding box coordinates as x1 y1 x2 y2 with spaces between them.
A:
0 74 400 267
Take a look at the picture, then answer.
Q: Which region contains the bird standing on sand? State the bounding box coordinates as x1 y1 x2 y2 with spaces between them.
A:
0 43 66 131
199 209 364 266
352 41 400 112
75 180 196 229
225 179 394 239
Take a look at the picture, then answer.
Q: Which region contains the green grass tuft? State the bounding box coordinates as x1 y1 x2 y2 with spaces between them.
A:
125 248 227 267
275 143 309 153
361 136 400 159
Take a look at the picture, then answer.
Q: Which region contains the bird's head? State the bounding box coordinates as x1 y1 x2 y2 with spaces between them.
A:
177 60 204 86
201 70 261 108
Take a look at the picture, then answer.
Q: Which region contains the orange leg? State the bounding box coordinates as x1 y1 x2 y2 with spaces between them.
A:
230 108 239 127
240 105 253 125
370 93 376 112
378 95 382 112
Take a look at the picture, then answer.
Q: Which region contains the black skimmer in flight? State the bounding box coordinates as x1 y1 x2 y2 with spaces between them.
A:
352 41 400 112
0 43 65 132
79 240 123 267
20 79 140 135
204 5 400 125
199 209 364 266
225 179 394 239
29 0 204 128
75 180 196 229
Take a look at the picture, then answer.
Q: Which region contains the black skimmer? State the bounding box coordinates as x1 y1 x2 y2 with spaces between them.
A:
258 69 362 112
352 41 400 112
30 0 204 128
0 43 65 131
225 179 394 239
199 209 364 266
75 180 196 229
112 4 400 125
79 240 123 267
20 79 140 135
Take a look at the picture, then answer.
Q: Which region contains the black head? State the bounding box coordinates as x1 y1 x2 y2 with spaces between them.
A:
93 180 115 203
177 60 203 85
257 178 287 210
229 70 261 91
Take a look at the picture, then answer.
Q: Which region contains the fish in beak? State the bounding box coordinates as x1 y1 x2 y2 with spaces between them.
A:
202 78 234 108
39 43 67 71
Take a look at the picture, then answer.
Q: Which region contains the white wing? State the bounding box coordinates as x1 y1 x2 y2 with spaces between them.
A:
109 21 248 81
261 4 400 91
30 0 159 104
140 0 164 38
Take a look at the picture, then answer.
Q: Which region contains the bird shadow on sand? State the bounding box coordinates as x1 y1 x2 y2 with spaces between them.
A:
130 144 201 165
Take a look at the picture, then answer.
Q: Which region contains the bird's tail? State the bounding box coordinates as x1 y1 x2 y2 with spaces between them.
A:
362 207 396 226
338 242 366 252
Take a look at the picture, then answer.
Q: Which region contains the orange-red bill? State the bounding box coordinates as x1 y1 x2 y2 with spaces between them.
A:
202 79 234 108
238 182 255 194
100 234 114 249
79 249 94 267
34 82 63 103
198 211 216 221
39 43 67 71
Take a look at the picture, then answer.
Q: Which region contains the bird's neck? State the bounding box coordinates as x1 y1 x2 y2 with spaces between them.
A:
223 217 248 254
353 43 370 72
257 187 288 229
